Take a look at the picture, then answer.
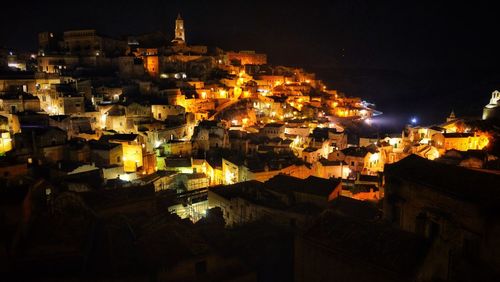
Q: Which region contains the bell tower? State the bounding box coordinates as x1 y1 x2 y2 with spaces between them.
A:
173 13 185 44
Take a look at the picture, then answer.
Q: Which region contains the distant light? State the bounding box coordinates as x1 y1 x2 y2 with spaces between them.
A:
411 117 418 124
365 118 372 125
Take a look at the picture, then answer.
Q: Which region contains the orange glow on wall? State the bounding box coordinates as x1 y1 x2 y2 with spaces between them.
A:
145 56 159 77
123 144 143 172
0 132 13 154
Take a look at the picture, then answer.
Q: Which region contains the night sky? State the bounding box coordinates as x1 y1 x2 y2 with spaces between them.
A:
1 0 499 130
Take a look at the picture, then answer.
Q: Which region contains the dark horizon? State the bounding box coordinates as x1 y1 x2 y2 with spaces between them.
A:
1 0 499 128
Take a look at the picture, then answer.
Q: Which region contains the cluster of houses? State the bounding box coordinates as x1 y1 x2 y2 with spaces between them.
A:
1 13 500 281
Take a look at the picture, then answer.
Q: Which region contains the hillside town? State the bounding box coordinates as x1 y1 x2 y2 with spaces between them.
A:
1 14 500 281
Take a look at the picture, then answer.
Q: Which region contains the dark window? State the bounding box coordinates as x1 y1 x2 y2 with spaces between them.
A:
392 205 401 226
415 213 427 236
429 221 440 240
117 156 121 163
195 260 207 275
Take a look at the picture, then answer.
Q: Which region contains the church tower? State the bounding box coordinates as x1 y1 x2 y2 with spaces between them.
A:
172 13 185 44
446 110 456 122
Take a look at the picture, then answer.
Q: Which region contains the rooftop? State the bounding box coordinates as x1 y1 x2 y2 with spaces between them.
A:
341 146 371 157
264 123 285 128
319 158 346 166
265 174 341 197
89 140 121 150
100 133 138 142
385 154 500 204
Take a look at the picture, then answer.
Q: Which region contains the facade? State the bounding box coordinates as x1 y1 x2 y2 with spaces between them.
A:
151 104 185 121
384 155 500 281
431 132 489 152
62 29 127 56
209 175 341 227
0 92 40 113
311 159 349 179
100 134 144 172
12 126 67 164
89 140 123 167
225 51 267 65
162 140 192 156
295 211 429 282
260 123 285 139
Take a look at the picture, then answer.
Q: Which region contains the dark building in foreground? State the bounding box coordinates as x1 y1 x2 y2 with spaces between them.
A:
295 210 429 282
384 155 500 281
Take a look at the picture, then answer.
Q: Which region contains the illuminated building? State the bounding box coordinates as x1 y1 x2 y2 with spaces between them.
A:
151 104 185 121
259 123 285 139
311 159 350 179
0 131 12 154
161 140 192 157
483 90 500 120
100 134 144 172
172 13 186 44
431 132 489 152
89 140 123 167
222 158 240 185
0 92 41 113
209 175 341 226
145 53 159 76
225 50 267 65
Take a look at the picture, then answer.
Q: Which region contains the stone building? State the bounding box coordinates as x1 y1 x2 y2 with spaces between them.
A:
89 140 123 167
0 92 40 113
225 51 267 65
295 210 429 282
151 104 185 121
209 175 340 227
12 126 67 164
384 155 500 281
259 123 285 139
